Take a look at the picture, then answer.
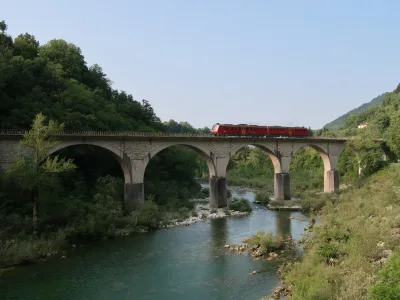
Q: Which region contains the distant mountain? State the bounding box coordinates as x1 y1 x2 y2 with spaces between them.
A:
323 93 388 130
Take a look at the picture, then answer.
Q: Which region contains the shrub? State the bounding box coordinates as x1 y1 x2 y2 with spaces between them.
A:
254 191 271 205
370 252 400 299
228 197 252 213
134 201 162 230
178 207 190 219
245 231 285 253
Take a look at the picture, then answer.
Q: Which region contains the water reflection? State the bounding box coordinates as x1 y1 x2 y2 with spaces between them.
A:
275 211 292 237
210 218 228 252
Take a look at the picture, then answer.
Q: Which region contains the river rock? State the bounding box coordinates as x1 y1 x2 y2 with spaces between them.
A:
377 241 385 247
391 228 400 238
381 249 393 258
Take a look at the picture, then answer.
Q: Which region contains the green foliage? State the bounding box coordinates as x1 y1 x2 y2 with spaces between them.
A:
254 191 271 205
228 197 252 213
0 20 212 266
227 146 274 189
290 148 324 190
244 231 285 253
346 124 387 177
282 166 400 299
6 113 76 232
370 252 400 299
134 201 162 230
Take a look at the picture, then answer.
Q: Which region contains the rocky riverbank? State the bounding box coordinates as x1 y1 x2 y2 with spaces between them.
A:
0 199 251 271
164 201 251 229
221 218 316 300
222 231 300 262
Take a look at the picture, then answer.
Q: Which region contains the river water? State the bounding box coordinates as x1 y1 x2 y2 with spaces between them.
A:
0 186 309 300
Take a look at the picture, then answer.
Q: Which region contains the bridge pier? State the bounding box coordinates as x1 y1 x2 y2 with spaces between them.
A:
324 170 339 193
274 173 291 200
209 176 227 208
124 183 144 211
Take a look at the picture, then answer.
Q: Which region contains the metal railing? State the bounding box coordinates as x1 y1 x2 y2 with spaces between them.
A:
0 129 212 137
0 129 360 140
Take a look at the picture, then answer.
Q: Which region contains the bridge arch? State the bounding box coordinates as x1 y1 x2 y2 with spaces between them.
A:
230 144 281 173
292 144 332 172
49 141 131 184
291 142 345 193
148 143 216 177
228 143 283 200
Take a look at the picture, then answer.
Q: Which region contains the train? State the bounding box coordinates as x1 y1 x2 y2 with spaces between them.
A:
211 123 309 137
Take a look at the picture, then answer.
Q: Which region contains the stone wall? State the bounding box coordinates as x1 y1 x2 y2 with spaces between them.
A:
0 140 32 170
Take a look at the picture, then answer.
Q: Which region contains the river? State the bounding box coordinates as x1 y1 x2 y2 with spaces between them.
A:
0 185 309 300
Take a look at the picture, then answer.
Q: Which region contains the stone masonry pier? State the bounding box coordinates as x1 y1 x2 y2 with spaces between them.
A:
0 130 350 211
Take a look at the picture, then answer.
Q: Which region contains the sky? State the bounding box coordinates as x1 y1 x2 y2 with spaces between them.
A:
2 0 400 129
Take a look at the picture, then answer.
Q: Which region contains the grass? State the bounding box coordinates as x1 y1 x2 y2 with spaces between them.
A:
0 230 68 267
279 165 400 299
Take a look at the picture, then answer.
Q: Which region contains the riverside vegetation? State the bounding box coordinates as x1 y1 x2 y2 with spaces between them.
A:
271 165 400 300
257 84 400 299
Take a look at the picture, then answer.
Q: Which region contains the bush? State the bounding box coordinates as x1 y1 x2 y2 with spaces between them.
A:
228 197 252 213
134 201 162 230
370 252 400 299
254 191 271 205
245 231 285 253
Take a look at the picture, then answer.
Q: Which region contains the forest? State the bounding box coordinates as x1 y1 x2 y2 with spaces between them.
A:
0 19 393 271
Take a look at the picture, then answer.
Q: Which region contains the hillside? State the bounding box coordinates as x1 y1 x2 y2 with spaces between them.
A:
280 165 400 299
323 93 388 130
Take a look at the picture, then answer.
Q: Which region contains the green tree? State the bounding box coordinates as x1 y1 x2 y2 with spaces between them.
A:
13 33 39 59
7 113 77 232
346 126 385 177
385 110 400 157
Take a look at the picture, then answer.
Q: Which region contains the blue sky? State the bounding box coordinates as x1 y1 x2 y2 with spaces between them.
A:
3 0 400 129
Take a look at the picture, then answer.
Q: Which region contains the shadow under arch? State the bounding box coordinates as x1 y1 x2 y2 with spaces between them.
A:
143 143 217 205
49 141 131 184
148 143 217 177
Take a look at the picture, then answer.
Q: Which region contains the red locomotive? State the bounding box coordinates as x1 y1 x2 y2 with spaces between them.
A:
211 123 309 137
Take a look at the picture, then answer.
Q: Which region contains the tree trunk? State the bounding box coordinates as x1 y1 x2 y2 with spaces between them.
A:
31 188 38 234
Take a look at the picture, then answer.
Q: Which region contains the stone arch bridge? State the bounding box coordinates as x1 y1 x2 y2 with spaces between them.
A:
0 130 376 210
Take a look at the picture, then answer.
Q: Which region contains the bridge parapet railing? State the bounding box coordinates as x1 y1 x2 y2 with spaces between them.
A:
0 129 212 137
0 129 382 141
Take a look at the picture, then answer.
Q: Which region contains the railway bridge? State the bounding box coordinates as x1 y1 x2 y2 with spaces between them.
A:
0 130 364 210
